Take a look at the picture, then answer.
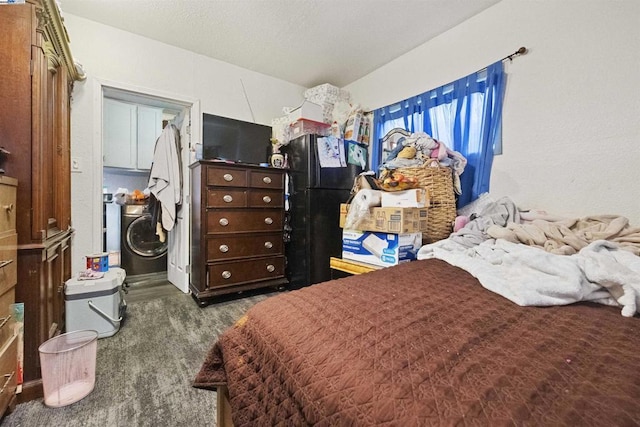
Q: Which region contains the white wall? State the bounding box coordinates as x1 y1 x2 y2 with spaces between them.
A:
346 0 640 224
65 14 306 273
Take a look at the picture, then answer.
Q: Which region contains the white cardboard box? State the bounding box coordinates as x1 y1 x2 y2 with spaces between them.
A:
342 230 421 267
304 83 351 105
381 188 429 208
65 268 127 338
287 100 324 123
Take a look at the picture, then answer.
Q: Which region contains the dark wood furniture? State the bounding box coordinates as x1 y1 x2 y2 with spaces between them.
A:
0 0 84 402
190 161 288 306
0 177 18 418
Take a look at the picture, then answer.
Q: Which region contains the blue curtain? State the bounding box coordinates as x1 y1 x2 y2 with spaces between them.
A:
372 61 506 208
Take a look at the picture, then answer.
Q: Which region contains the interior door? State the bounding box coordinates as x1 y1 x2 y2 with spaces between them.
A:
167 107 191 292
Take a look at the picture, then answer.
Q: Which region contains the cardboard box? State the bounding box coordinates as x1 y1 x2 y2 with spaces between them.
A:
287 100 324 123
304 83 351 106
289 119 329 139
339 204 429 233
342 230 422 267
381 188 429 208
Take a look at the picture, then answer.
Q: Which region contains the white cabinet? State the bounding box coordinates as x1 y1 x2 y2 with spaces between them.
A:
103 98 137 169
137 105 163 170
103 99 163 170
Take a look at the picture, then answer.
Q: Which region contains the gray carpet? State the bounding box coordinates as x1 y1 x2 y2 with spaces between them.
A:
2 287 273 426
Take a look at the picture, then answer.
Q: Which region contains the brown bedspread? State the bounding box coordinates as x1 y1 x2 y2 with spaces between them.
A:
194 259 640 426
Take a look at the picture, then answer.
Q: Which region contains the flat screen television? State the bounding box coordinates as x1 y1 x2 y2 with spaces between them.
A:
202 113 271 165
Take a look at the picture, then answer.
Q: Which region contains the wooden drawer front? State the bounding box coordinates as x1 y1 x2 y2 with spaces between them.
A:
0 288 15 352
206 189 247 208
206 167 247 188
249 170 283 189
0 182 16 234
207 210 283 233
0 234 17 297
0 334 17 412
208 256 285 287
247 189 283 208
207 233 283 261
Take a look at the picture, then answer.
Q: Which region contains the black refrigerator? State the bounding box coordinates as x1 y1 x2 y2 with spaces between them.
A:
283 134 364 289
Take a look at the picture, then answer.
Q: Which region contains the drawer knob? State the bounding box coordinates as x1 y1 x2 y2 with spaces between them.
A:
4 203 13 213
219 244 229 253
266 264 275 273
264 241 273 249
264 217 273 225
219 218 229 226
221 271 232 279
262 195 272 203
223 195 233 203
223 173 233 182
262 176 272 184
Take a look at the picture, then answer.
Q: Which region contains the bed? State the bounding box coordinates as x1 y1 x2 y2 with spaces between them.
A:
193 256 640 426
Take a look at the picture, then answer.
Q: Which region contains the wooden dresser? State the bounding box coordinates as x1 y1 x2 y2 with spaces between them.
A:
190 161 288 305
0 0 84 401
0 177 18 417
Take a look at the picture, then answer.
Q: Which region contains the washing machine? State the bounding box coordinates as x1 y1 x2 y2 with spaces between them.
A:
120 203 167 277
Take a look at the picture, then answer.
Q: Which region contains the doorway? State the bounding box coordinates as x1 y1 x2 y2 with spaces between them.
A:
98 83 200 293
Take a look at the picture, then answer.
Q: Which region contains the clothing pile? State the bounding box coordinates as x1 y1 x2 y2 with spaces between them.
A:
380 131 467 194
417 195 640 317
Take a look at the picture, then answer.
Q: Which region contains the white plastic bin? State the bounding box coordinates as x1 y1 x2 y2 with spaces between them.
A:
38 330 98 407
65 267 126 338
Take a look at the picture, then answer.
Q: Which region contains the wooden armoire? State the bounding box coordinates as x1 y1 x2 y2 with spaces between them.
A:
0 0 85 401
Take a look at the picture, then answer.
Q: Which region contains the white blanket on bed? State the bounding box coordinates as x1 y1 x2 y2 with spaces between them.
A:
418 239 640 317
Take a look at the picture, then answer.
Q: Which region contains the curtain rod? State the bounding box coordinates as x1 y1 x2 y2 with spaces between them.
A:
476 46 528 74
365 47 527 115
501 46 527 62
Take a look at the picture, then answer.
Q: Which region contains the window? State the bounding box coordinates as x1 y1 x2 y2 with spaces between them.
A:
372 61 506 207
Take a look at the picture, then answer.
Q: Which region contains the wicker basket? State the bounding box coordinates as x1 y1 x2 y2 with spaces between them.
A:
394 159 455 204
422 201 457 243
393 159 456 242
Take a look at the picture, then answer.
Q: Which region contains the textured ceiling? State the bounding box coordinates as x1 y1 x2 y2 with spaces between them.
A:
60 0 501 88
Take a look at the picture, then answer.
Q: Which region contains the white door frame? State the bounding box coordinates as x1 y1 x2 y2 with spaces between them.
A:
93 78 201 292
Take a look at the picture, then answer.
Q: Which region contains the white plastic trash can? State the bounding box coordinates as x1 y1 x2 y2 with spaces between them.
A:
65 267 127 338
38 330 98 407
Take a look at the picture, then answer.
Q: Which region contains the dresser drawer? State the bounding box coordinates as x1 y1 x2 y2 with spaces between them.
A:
206 166 247 187
0 179 17 234
206 189 247 208
191 162 289 303
0 288 14 352
249 170 283 189
206 210 283 233
0 234 17 297
0 334 17 413
206 233 283 261
208 256 285 287
247 189 283 208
